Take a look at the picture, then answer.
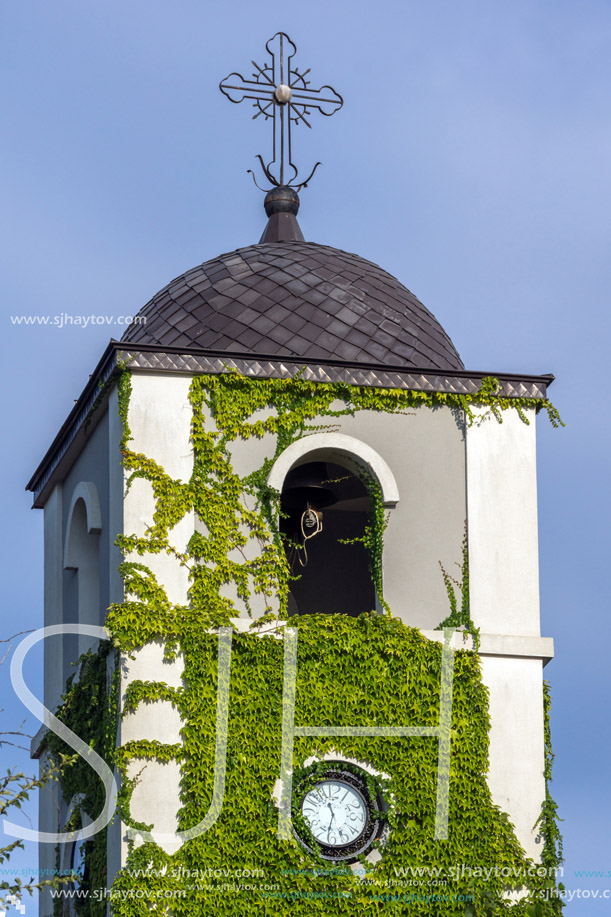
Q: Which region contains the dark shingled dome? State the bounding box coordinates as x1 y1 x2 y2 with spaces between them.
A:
121 241 463 371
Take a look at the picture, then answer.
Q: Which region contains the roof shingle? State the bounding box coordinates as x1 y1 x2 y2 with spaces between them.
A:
122 241 463 371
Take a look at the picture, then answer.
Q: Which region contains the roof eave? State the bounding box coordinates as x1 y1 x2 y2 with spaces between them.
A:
26 339 555 508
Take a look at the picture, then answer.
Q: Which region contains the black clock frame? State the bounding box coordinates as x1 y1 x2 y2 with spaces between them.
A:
293 764 384 861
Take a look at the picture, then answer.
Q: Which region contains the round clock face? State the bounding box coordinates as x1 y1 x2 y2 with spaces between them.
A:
301 779 367 848
294 766 382 861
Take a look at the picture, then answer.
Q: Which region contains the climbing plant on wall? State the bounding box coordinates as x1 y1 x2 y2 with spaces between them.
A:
46 644 118 917
49 370 563 916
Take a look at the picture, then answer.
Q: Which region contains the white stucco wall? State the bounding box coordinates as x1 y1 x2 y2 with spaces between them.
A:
39 481 64 915
117 642 186 859
108 386 125 610
118 374 193 856
305 407 467 630
123 378 467 629
37 746 63 917
64 482 102 658
106 385 125 889
125 373 194 605
60 411 109 682
480 654 546 860
466 406 541 636
263 404 465 629
43 484 64 713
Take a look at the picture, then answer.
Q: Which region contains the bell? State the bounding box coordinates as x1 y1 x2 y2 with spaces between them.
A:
281 462 338 513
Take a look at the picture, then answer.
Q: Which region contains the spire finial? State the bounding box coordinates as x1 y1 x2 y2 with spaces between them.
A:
258 185 304 243
220 32 343 191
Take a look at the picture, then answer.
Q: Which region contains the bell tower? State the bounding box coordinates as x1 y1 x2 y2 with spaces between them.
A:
27 32 561 916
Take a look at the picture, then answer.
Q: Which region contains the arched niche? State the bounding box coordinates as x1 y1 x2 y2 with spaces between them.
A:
267 434 400 617
58 794 90 917
63 482 102 661
64 482 102 568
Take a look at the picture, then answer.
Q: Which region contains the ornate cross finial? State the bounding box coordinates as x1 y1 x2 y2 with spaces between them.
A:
220 32 343 191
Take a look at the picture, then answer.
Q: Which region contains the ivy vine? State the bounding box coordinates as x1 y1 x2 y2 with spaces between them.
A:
46 644 119 917
48 369 563 916
436 525 480 649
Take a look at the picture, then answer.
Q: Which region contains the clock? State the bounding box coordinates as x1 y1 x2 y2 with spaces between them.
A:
294 766 382 861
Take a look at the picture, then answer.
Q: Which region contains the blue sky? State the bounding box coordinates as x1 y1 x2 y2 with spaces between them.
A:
1 1 610 912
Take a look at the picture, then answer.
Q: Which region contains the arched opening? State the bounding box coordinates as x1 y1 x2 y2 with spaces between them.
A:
58 797 89 917
280 460 377 617
64 482 102 672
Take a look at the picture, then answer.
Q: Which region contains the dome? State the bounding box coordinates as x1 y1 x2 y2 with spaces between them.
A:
121 241 463 371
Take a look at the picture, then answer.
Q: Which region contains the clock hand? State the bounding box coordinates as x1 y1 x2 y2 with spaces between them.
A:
326 803 338 843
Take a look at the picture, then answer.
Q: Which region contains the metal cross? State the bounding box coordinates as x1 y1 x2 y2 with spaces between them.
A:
220 32 343 189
